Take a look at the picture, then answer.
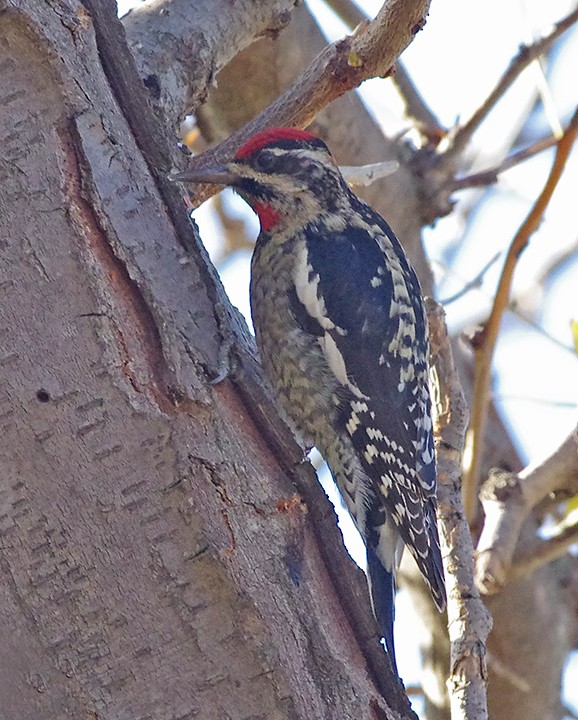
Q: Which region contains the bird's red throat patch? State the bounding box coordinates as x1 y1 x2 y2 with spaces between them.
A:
253 201 281 232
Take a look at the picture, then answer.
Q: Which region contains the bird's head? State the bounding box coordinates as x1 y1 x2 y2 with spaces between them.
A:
174 128 350 232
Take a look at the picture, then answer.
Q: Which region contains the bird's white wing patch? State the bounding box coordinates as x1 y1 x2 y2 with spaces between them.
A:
292 240 368 400
320 332 348 385
293 240 335 331
319 319 368 400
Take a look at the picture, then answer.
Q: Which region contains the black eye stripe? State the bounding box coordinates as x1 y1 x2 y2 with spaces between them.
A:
253 151 280 173
252 151 319 178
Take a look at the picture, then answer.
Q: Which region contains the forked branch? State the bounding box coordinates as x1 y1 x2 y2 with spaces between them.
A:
476 424 578 594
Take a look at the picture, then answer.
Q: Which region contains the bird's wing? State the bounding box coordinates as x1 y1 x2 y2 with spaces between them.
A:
290 213 444 608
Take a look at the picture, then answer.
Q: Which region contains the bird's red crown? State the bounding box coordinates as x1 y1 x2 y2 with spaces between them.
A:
235 128 318 159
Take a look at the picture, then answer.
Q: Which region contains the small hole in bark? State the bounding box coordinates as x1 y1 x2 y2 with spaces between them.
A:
36 389 51 403
143 74 161 100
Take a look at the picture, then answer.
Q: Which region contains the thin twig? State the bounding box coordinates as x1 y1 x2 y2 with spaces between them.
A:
486 651 531 693
443 7 578 160
562 701 578 720
528 55 564 140
436 251 578 355
393 62 445 134
449 135 558 191
511 308 578 356
462 106 578 524
404 684 424 697
440 252 501 305
495 395 576 409
324 0 366 28
531 233 578 288
427 299 491 720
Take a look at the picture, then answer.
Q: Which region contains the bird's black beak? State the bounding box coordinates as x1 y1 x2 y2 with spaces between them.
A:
169 164 236 186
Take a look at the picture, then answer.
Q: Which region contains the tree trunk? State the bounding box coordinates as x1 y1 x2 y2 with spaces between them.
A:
3 2 576 719
0 1 410 717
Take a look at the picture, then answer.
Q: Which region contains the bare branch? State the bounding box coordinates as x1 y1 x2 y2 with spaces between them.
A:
324 0 367 28
476 425 578 594
449 134 558 191
443 7 578 159
393 62 446 136
405 684 425 697
486 652 531 693
463 107 578 523
326 0 444 132
562 701 578 720
427 299 492 720
528 234 578 290
178 0 432 205
511 522 578 580
440 252 501 305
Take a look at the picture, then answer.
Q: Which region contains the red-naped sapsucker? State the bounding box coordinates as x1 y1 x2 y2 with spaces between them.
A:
175 128 446 674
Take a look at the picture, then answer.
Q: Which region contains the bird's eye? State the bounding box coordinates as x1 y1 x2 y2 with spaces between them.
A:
253 151 280 173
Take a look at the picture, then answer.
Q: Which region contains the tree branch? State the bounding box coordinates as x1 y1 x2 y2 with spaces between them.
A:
324 0 443 132
393 62 445 136
449 134 558 191
511 522 578 580
442 7 578 159
476 425 578 594
427 300 492 720
178 0 432 205
486 652 531 693
463 106 578 523
324 0 367 28
440 253 501 306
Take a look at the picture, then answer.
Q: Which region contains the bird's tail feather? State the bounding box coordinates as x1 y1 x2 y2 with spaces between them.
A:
414 508 447 612
366 543 397 674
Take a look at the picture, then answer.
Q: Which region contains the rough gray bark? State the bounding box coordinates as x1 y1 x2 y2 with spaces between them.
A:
3 0 576 719
0 1 411 717
123 0 299 132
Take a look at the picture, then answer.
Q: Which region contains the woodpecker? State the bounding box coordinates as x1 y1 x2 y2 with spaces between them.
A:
174 128 446 673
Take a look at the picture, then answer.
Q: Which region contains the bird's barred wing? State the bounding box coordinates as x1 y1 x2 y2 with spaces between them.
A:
290 217 441 577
